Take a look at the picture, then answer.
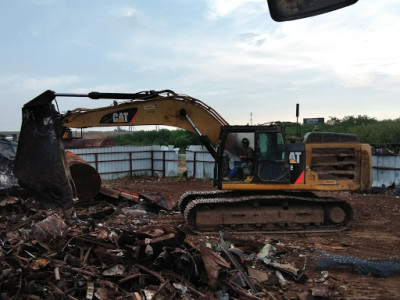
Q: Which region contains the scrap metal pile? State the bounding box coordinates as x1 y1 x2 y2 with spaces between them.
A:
0 189 349 300
2 189 399 300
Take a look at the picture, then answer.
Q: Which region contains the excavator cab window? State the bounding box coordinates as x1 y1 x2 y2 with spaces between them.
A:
257 132 285 161
219 128 291 183
218 126 292 184
223 133 255 157
256 131 290 183
221 132 255 181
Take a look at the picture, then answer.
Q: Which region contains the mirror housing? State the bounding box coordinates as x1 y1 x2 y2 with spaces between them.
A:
267 0 358 22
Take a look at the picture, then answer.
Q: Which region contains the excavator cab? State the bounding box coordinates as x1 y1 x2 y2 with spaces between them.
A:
215 125 291 187
215 125 372 193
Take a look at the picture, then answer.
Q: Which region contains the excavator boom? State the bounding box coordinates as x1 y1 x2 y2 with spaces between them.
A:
14 90 228 208
62 90 228 145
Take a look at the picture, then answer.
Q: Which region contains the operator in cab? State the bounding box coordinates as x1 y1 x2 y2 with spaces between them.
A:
224 137 254 182
239 138 254 180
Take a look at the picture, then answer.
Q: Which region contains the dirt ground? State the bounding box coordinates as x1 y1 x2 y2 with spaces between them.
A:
109 176 400 300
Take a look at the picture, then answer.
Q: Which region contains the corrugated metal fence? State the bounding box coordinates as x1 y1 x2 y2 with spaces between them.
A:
185 145 214 179
69 145 400 188
69 145 179 180
372 154 400 188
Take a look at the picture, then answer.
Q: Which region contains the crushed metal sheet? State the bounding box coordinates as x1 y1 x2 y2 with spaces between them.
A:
101 264 126 276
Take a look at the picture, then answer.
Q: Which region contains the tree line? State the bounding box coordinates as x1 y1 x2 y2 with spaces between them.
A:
110 129 200 151
281 115 400 149
109 116 400 151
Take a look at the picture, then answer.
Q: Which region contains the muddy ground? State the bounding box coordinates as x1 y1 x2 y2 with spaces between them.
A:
109 176 400 300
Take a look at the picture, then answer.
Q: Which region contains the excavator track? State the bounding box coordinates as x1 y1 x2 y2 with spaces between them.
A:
178 190 353 233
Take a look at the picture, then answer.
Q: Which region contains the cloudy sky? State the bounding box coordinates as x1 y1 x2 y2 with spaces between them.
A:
0 0 399 131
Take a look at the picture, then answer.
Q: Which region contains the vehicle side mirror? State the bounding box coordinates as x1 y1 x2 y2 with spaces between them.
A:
267 0 358 22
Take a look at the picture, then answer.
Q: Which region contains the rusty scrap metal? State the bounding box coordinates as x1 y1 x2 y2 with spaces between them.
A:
199 242 230 289
161 270 207 299
31 213 68 241
247 267 270 285
99 186 167 211
66 151 102 203
218 232 257 293
0 183 351 300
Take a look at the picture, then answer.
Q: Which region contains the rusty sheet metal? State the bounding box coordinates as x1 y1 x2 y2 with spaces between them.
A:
199 242 230 288
66 151 101 202
372 153 400 188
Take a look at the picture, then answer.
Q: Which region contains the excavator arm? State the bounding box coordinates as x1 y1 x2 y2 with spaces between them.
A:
14 90 228 208
62 90 227 146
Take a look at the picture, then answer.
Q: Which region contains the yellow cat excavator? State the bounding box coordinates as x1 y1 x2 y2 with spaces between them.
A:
14 89 371 233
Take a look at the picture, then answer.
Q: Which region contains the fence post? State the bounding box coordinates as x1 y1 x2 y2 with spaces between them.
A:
193 151 197 178
151 149 154 176
163 151 166 177
129 152 133 178
94 153 99 171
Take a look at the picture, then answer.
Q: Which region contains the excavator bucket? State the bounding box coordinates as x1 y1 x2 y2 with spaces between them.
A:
14 90 76 209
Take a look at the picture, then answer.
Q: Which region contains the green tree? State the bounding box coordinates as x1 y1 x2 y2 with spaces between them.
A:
109 129 200 150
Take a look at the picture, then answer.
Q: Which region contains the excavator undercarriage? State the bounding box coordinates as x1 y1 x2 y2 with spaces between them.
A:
179 190 353 233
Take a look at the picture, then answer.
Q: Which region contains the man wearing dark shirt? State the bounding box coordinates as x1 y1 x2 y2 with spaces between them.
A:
224 138 254 182
239 138 254 179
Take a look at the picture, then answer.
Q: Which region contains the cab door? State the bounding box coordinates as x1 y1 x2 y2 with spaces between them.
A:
256 131 290 183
